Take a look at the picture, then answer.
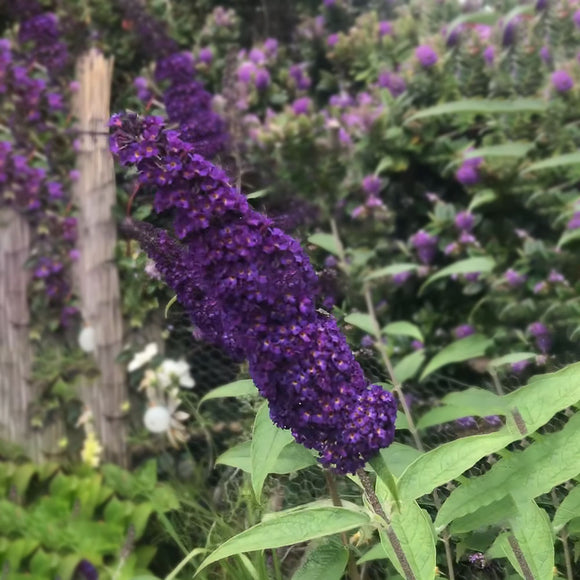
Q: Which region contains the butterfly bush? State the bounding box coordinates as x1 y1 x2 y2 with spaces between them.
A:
110 113 397 473
0 4 79 331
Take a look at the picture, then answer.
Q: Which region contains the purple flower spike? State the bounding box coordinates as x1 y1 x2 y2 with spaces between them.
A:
511 359 530 374
567 212 580 230
292 97 312 115
574 10 580 29
410 230 438 265
551 70 574 93
110 113 397 474
528 322 552 353
456 163 480 186
362 175 381 196
415 45 438 68
483 45 494 65
377 71 406 97
378 21 393 37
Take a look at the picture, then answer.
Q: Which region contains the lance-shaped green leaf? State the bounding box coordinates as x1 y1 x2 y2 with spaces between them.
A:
503 361 580 433
193 503 371 577
469 189 497 210
497 500 554 580
488 352 536 369
406 99 545 122
344 312 375 334
379 444 423 479
308 233 340 256
522 152 580 174
250 403 295 498
557 228 580 250
394 350 425 383
417 387 506 429
421 257 495 293
358 542 389 564
379 501 437 580
382 321 423 342
217 440 316 474
291 539 349 580
462 143 532 162
450 495 518 534
199 379 259 406
397 428 515 502
553 486 580 532
436 412 580 529
420 335 492 381
364 263 418 282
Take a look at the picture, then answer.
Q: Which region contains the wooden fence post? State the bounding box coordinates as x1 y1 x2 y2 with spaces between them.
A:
73 49 128 467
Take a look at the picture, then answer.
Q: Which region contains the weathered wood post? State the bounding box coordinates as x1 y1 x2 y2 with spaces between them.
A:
73 49 128 467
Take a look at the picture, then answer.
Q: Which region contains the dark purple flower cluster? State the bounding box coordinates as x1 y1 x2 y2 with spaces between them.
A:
410 230 438 265
155 52 227 158
110 113 397 473
1 9 78 328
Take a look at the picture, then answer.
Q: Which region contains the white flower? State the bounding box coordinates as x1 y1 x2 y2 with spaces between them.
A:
144 405 171 433
128 343 159 373
78 326 96 353
156 359 195 389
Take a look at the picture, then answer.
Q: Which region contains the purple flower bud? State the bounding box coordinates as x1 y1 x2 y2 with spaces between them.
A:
484 415 502 426
361 335 374 348
453 324 475 339
378 21 393 37
324 255 338 268
415 45 438 68
254 68 271 90
411 340 424 350
249 48 266 65
528 322 552 353
469 553 487 569
483 45 495 65
392 270 412 285
377 71 406 97
533 281 548 294
551 70 574 93
548 270 567 284
540 46 550 64
454 211 474 231
327 33 339 47
504 269 526 287
567 212 580 230
456 163 480 186
291 97 312 115
362 175 381 196
459 232 477 245
456 416 477 428
69 169 80 181
198 47 213 64
574 10 580 29
464 272 480 283
511 359 530 374
264 38 278 57
237 61 256 83
445 242 460 256
410 230 438 265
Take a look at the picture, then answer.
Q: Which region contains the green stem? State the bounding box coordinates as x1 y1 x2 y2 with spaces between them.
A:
363 284 456 580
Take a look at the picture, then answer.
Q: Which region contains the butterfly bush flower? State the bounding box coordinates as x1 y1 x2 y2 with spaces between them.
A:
456 157 483 186
110 113 397 473
511 359 530 374
574 10 580 28
378 21 393 37
454 211 474 231
483 45 495 65
551 70 574 93
567 212 580 230
504 268 527 287
528 322 552 353
410 230 438 265
453 324 475 339
415 45 438 68
362 175 381 196
292 97 312 115
378 71 406 97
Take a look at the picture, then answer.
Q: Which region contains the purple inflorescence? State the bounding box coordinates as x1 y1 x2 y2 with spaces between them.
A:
110 113 397 473
453 324 475 339
410 230 438 265
528 322 552 353
155 52 227 159
377 71 406 97
551 70 574 93
415 45 438 68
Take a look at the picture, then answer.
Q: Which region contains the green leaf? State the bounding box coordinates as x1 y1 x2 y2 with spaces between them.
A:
398 428 515 502
421 257 495 293
308 233 340 256
450 495 518 534
504 361 580 433
436 412 580 529
522 152 580 174
379 444 423 479
291 539 349 580
420 335 492 381
447 11 500 35
246 188 270 200
557 228 580 250
193 503 371 577
250 403 295 498
364 263 418 282
499 500 554 580
417 388 506 429
369 455 400 508
199 379 259 406
379 501 437 580
130 502 154 541
358 542 389 564
406 99 546 122
488 352 536 369
464 143 532 161
553 487 580 532
469 189 497 211
344 313 375 335
217 440 316 474
394 350 425 383
12 464 37 498
382 321 423 342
